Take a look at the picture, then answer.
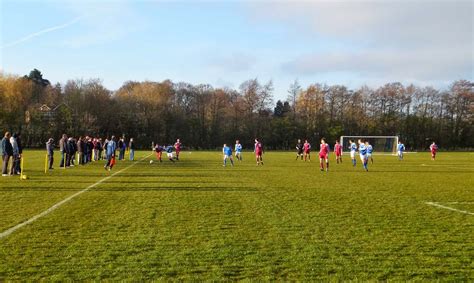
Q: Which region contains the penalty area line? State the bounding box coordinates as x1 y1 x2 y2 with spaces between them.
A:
425 202 474 216
0 154 152 240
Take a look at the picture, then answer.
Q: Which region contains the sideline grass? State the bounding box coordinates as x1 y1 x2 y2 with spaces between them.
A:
0 150 473 280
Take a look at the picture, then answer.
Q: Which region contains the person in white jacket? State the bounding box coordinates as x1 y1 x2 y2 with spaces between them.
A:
10 133 19 175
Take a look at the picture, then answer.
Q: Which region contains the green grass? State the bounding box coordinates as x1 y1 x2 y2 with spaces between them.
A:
1 150 473 280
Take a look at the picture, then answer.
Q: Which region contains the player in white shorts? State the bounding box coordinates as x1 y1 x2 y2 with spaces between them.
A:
397 141 405 160
349 139 357 167
365 141 373 164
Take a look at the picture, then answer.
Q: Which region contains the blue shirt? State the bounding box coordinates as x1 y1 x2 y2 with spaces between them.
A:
235 144 242 153
359 144 367 155
106 140 116 156
350 143 357 152
165 146 173 153
367 144 373 154
397 143 405 152
223 146 232 156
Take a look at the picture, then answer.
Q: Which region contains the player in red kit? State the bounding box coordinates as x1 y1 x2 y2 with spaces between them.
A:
334 140 342 164
174 138 181 161
254 138 264 166
430 141 438 161
303 139 311 162
154 144 163 162
319 138 329 172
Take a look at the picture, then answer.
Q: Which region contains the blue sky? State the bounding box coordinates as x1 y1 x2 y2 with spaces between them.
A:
1 0 472 100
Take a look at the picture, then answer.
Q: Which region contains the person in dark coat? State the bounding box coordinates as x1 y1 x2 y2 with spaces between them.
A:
118 138 124 160
66 137 74 167
70 137 77 166
16 133 23 173
86 138 93 162
1 132 13 176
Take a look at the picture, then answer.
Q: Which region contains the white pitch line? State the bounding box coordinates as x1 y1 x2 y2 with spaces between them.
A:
425 202 474 216
0 154 151 240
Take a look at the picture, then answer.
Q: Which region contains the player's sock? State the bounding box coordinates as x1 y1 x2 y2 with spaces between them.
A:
230 159 234 166
326 162 329 171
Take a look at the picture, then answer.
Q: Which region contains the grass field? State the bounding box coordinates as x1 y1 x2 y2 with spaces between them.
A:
0 150 473 280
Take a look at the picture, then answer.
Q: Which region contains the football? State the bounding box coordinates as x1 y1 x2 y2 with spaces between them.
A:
149 160 153 164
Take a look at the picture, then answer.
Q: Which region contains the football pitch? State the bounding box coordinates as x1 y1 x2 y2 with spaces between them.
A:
1 151 473 280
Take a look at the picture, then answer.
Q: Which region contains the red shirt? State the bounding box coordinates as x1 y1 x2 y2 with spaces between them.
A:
320 143 329 155
303 142 311 152
334 143 342 155
255 142 263 154
174 142 181 151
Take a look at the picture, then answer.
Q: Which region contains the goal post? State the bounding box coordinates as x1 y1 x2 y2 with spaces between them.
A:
340 136 399 155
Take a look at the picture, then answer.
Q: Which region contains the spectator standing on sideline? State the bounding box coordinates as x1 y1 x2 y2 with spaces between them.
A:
46 138 54 169
121 138 127 160
1 132 13 176
10 133 20 175
97 138 103 160
66 137 74 167
71 137 77 166
118 138 124 160
86 137 93 162
77 137 84 165
129 138 135 161
59 134 67 168
93 138 99 161
16 133 23 173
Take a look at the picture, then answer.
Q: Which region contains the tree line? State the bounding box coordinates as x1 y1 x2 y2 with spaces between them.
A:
0 69 472 150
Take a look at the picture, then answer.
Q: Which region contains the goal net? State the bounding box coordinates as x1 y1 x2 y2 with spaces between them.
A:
340 136 398 155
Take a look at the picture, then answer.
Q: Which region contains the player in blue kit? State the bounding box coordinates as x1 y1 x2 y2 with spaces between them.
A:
223 144 234 167
358 139 369 172
164 145 175 162
365 141 374 164
397 141 405 160
349 139 357 167
234 140 242 161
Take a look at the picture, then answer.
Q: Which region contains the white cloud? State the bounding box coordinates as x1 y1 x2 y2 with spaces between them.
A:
248 0 473 83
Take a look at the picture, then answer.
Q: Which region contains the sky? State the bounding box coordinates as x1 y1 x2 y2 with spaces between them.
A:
1 0 472 100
